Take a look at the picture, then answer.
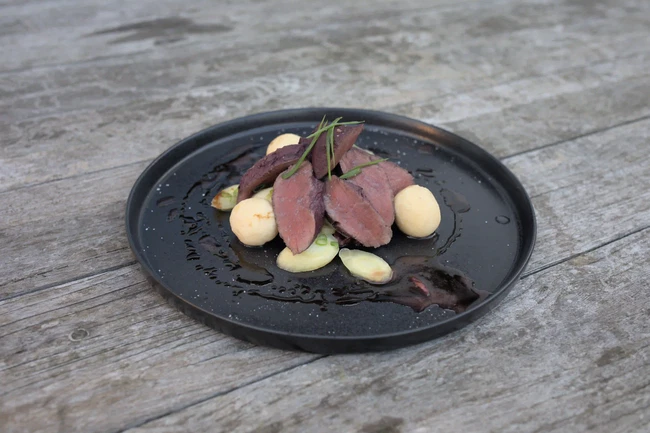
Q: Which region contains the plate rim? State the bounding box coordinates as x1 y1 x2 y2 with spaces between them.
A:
125 107 537 352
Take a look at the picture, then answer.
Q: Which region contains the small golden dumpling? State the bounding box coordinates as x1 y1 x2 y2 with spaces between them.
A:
229 198 278 246
394 185 441 238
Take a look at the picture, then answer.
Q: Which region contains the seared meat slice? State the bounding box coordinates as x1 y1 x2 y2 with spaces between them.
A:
311 124 364 179
273 161 325 254
339 147 395 226
324 176 392 248
237 143 307 202
377 159 414 195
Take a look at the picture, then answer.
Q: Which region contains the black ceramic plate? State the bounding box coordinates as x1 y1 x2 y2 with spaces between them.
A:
126 108 536 353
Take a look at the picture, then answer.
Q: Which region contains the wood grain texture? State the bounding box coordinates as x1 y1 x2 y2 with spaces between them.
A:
0 163 146 300
1 119 649 432
127 228 650 433
2 0 650 191
0 265 321 433
2 0 650 431
397 53 650 157
506 118 650 271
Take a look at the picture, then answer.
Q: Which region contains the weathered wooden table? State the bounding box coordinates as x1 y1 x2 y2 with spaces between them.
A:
2 0 649 431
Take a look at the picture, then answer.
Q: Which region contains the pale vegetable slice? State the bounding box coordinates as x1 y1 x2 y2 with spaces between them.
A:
266 133 302 155
230 198 278 246
339 248 393 284
252 187 273 203
211 184 239 211
277 228 339 273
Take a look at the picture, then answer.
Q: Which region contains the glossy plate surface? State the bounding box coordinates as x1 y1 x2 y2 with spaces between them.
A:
126 108 536 353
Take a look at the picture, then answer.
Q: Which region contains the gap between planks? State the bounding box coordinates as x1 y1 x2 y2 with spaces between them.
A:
0 261 137 303
115 355 327 433
0 159 151 196
502 113 650 161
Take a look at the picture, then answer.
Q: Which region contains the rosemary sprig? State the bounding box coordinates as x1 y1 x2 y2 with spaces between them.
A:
282 115 326 179
326 122 332 181
324 122 334 180
306 119 363 139
325 128 334 180
281 116 365 179
339 158 388 180
327 117 344 180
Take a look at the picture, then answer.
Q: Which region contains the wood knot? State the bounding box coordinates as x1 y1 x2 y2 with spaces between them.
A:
68 328 89 342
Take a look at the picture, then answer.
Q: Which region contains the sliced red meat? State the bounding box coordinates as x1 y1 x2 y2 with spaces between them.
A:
237 143 307 202
339 147 395 226
311 124 364 179
273 161 325 254
377 159 414 195
324 176 392 248
338 146 370 172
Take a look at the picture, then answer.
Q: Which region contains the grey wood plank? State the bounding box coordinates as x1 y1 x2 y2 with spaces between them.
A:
395 53 650 158
0 162 147 300
3 0 650 191
1 116 649 433
0 265 321 433
4 0 647 117
126 227 650 433
3 48 649 195
506 118 650 271
0 0 500 73
1 1 649 432
2 0 643 72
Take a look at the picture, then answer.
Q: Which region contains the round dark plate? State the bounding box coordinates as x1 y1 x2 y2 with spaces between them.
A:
126 108 536 353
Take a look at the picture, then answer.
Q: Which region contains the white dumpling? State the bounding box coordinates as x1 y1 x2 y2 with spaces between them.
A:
229 198 278 246
394 185 441 238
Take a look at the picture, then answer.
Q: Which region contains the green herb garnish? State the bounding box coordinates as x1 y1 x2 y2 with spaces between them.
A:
339 158 388 180
326 122 334 180
281 116 365 179
325 123 332 181
282 115 326 179
326 117 345 180
306 119 363 139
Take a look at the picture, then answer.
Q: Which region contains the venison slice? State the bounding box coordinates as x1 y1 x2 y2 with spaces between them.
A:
377 159 414 195
324 176 392 248
237 143 307 202
339 147 395 226
273 161 325 254
311 124 364 179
